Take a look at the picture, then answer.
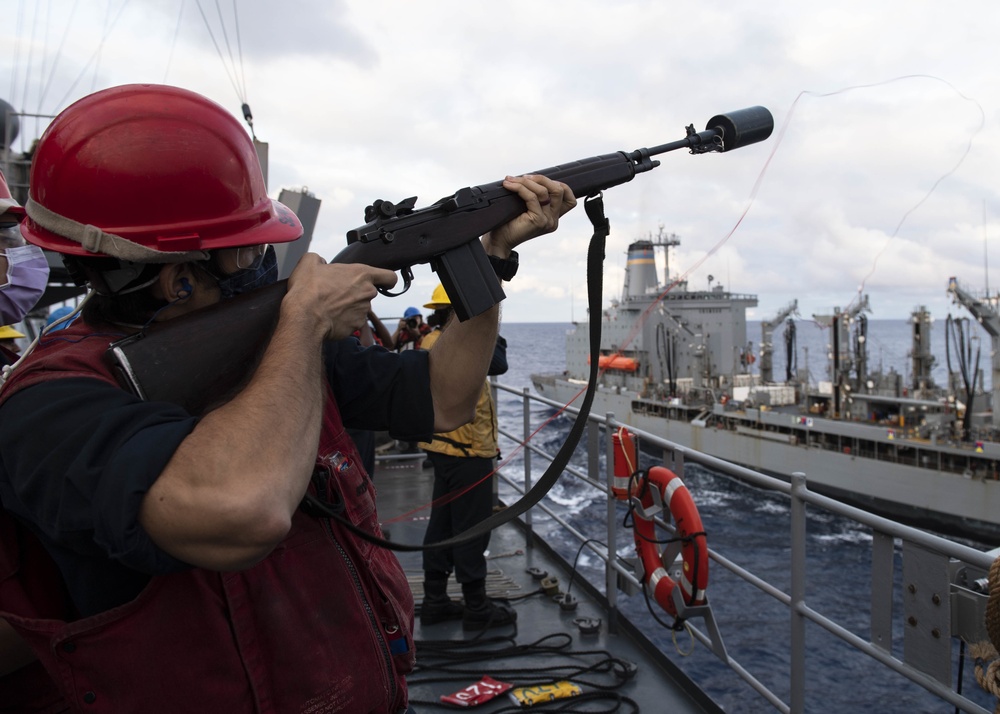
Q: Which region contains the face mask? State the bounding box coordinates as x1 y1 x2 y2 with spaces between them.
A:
216 244 278 300
0 244 50 324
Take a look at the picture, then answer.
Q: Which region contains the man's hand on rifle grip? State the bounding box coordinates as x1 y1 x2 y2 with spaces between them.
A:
285 253 398 342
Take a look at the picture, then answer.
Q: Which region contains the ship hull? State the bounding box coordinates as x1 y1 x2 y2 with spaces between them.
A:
532 374 1000 544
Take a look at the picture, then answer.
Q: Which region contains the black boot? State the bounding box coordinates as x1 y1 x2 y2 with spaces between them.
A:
420 572 463 626
461 579 517 631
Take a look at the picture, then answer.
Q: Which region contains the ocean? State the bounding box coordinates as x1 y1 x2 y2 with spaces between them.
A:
493 320 995 713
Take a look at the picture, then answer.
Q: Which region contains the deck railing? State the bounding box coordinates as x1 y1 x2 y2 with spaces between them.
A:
493 381 997 714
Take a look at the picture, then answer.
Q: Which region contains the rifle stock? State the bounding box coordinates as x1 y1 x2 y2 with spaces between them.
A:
108 280 287 415
107 106 773 413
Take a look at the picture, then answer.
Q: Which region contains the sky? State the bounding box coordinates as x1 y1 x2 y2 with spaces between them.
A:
3 0 1000 325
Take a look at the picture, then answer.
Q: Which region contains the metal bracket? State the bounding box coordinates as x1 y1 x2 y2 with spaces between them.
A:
670 588 729 662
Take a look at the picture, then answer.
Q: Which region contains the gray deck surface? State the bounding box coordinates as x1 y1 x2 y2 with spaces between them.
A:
374 455 723 713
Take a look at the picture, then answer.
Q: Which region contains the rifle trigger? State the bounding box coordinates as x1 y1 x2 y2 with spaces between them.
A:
377 266 413 298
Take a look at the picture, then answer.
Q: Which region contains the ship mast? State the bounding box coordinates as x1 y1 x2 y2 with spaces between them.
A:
656 227 681 289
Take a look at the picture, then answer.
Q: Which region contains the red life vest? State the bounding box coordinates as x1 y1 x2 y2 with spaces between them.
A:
0 345 17 367
0 323 414 713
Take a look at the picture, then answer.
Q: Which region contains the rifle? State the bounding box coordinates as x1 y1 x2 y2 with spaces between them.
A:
108 106 773 414
339 105 773 320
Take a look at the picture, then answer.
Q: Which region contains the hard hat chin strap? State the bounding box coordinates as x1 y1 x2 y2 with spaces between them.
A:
25 198 209 263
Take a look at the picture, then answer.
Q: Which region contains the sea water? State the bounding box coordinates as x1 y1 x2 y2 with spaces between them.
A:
494 320 995 713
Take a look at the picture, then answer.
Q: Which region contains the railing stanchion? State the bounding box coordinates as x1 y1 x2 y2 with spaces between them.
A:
790 472 808 713
604 413 618 633
522 387 532 535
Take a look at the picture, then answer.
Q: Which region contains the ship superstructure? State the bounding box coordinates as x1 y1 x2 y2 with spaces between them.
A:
565 230 758 401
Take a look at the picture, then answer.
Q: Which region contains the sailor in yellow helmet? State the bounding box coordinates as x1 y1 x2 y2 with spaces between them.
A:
418 283 453 351
417 283 516 631
0 324 26 360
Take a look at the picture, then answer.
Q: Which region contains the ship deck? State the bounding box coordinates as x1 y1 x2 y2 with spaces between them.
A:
374 454 721 713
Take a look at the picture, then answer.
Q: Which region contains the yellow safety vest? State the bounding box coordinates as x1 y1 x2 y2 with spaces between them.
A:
418 330 498 458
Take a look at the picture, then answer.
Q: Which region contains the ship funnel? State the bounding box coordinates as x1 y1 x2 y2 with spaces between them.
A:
624 241 659 298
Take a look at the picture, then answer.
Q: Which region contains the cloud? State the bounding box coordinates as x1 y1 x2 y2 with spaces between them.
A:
5 0 1000 326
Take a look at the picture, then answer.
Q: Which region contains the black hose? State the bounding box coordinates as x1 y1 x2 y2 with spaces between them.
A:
784 319 797 382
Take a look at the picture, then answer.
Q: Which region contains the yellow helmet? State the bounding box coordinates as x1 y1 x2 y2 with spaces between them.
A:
0 325 25 339
424 283 452 310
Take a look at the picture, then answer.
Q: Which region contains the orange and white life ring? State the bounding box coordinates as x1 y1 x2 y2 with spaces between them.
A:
630 466 709 616
611 429 709 617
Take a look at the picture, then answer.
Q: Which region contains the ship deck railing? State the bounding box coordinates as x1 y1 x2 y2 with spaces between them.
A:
492 379 997 714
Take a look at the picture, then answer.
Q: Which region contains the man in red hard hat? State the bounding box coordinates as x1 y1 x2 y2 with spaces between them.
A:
0 84 575 713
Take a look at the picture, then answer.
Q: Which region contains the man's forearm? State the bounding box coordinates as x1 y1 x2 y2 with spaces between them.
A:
141 308 325 570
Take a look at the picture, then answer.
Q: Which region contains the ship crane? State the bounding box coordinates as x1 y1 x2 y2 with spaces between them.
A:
828 294 871 418
946 277 1000 427
759 299 798 383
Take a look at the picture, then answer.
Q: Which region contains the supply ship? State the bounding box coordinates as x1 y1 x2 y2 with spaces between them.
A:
532 230 1000 543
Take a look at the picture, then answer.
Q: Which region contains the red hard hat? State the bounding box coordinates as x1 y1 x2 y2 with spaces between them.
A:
21 84 302 259
0 169 24 219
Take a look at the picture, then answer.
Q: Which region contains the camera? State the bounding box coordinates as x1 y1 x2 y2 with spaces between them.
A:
406 318 419 329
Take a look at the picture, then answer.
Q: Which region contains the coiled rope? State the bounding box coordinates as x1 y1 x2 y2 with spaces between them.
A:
971 555 1000 712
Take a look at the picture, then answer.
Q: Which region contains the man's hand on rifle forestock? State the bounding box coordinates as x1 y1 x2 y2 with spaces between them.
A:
481 174 577 258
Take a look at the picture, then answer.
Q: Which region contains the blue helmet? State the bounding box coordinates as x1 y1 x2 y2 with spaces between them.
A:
46 305 75 331
403 306 421 318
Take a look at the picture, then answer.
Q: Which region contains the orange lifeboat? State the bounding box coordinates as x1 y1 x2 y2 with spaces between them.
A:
593 354 639 372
